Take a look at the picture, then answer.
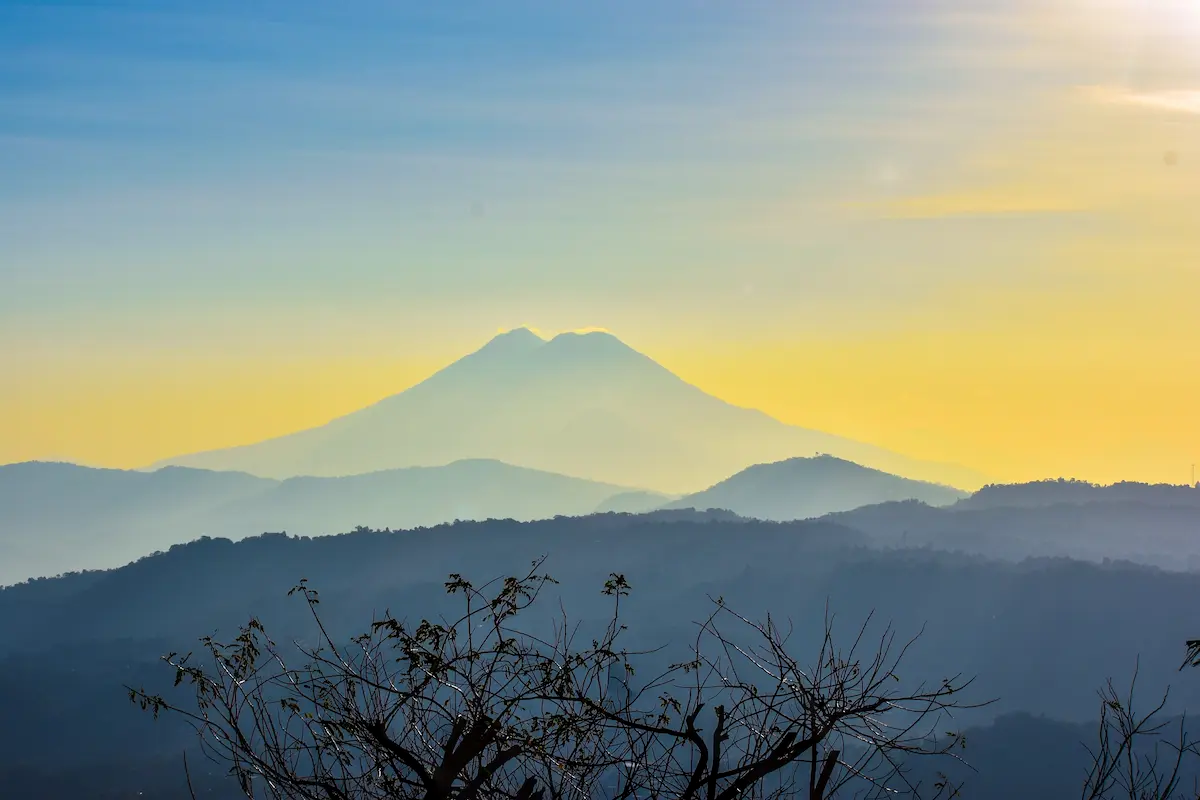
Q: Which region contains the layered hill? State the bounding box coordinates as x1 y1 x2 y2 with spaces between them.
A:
0 459 639 585
828 488 1200 570
151 328 985 493
665 455 966 520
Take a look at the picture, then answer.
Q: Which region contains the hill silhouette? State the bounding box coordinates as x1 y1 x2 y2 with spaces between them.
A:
0 459 640 585
664 454 966 520
2 515 1200 798
0 461 273 586
151 329 985 492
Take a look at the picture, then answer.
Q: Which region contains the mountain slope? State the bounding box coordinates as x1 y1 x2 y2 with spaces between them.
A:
664 455 967 520
594 490 677 514
0 459 638 585
152 329 986 492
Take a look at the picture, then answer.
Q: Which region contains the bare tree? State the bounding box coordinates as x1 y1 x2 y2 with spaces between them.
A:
582 596 982 800
132 559 632 800
1080 661 1200 800
130 561 983 800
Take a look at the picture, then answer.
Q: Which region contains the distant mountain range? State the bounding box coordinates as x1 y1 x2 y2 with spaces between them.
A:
0 452 977 585
151 328 986 493
7 454 1200 585
665 455 966 520
0 459 639 585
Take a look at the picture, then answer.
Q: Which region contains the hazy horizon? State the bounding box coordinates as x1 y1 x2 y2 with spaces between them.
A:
3 324 1197 488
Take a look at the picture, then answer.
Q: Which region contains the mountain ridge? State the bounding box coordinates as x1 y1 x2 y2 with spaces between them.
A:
955 478 1200 510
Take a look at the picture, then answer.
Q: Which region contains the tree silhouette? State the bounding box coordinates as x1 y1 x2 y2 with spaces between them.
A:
1080 649 1200 800
130 559 984 800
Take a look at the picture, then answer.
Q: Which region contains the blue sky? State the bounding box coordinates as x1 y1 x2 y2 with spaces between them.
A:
1 1 999 330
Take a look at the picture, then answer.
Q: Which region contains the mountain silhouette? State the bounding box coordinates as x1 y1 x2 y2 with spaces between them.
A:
152 329 985 492
663 455 966 521
0 458 638 585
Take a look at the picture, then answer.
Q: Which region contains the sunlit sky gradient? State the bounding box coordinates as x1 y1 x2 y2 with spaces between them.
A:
2 0 1198 485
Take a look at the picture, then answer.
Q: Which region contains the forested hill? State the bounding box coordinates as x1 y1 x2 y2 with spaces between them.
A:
956 478 1200 510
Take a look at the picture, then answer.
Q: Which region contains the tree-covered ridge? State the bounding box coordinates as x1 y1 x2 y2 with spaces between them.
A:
959 478 1200 510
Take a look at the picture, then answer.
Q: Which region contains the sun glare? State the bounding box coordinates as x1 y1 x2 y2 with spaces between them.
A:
1138 0 1200 35
1086 0 1200 33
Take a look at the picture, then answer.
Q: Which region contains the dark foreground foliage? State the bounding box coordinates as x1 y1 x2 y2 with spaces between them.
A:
131 561 983 800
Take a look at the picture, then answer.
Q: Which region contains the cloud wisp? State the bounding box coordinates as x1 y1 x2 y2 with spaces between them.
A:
1086 85 1200 115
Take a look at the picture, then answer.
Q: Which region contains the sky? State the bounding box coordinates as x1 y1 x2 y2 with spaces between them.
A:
1 0 1198 485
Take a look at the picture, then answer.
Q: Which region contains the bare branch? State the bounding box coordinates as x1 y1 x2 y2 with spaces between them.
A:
130 566 985 800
